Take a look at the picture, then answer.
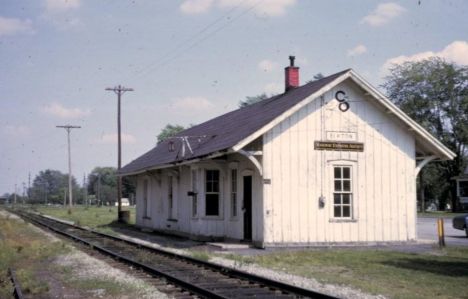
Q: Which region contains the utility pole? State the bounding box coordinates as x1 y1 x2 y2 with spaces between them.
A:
83 173 88 207
105 85 133 221
43 184 47 205
14 184 17 205
56 125 81 213
22 182 26 204
28 172 31 202
97 173 101 207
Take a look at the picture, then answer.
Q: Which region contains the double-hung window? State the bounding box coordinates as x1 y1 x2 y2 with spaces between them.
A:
143 179 149 218
231 169 238 218
191 169 198 217
205 170 220 216
333 166 352 218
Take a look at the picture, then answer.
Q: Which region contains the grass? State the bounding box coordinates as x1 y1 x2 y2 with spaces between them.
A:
14 205 467 298
0 211 69 298
418 211 467 218
0 208 161 298
189 250 211 262
30 205 136 233
223 247 468 299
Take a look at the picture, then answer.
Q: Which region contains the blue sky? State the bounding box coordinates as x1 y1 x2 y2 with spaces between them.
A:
1 0 467 194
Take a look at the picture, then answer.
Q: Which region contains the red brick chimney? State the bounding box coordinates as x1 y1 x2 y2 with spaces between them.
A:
285 55 299 92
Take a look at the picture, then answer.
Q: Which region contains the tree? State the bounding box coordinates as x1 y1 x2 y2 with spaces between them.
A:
382 57 468 211
239 73 324 108
122 176 136 204
88 167 117 205
29 169 80 204
306 73 325 84
157 124 185 143
313 72 324 80
86 166 135 206
238 93 269 108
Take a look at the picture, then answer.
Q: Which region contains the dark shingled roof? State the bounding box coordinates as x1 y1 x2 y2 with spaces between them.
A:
120 69 350 175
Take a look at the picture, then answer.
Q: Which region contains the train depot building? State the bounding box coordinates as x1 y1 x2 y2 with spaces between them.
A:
120 57 455 247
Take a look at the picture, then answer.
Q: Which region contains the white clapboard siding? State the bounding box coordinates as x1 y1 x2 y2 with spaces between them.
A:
134 154 263 242
262 78 416 244
135 76 418 245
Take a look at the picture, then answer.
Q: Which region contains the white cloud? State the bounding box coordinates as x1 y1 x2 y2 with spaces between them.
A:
42 0 83 30
220 0 296 17
2 125 31 137
381 41 468 74
42 15 83 31
170 96 214 111
347 44 367 57
361 2 406 27
45 0 80 13
264 82 283 95
180 0 214 14
97 133 136 145
258 59 278 72
42 102 91 119
0 17 34 37
180 0 296 16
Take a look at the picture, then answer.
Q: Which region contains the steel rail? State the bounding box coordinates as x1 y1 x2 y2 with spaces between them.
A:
16 210 226 299
14 209 339 299
8 268 24 299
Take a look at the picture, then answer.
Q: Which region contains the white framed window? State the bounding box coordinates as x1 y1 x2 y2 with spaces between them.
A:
191 169 198 217
168 175 174 219
333 165 353 218
205 169 220 216
143 178 149 218
231 168 238 218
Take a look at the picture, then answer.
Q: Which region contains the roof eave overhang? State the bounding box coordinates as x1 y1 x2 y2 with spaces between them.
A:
118 149 233 177
232 69 455 161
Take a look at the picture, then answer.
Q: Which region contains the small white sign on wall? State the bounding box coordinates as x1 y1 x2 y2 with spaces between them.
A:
326 131 357 142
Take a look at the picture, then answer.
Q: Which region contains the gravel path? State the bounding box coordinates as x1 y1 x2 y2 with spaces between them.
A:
208 256 386 299
55 250 170 299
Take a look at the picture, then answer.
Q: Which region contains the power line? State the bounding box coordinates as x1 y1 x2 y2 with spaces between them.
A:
105 85 133 220
131 0 250 78
56 125 81 213
129 0 264 80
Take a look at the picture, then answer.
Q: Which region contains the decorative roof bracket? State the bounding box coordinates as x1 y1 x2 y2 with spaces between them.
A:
238 149 263 176
415 155 437 176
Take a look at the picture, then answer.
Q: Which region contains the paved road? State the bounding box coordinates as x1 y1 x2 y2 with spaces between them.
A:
417 216 468 247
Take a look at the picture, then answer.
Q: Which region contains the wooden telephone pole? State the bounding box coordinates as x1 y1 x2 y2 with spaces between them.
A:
105 85 133 221
56 125 81 213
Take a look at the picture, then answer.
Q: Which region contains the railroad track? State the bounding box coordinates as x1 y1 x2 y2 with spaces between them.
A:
11 209 338 299
8 268 24 299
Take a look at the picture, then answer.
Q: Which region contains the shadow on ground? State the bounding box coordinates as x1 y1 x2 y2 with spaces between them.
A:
382 258 468 277
96 220 207 250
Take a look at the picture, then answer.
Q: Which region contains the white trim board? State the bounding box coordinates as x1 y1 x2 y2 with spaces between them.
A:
232 69 455 161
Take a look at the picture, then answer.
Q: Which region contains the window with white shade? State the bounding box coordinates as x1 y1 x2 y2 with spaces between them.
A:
333 166 352 218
